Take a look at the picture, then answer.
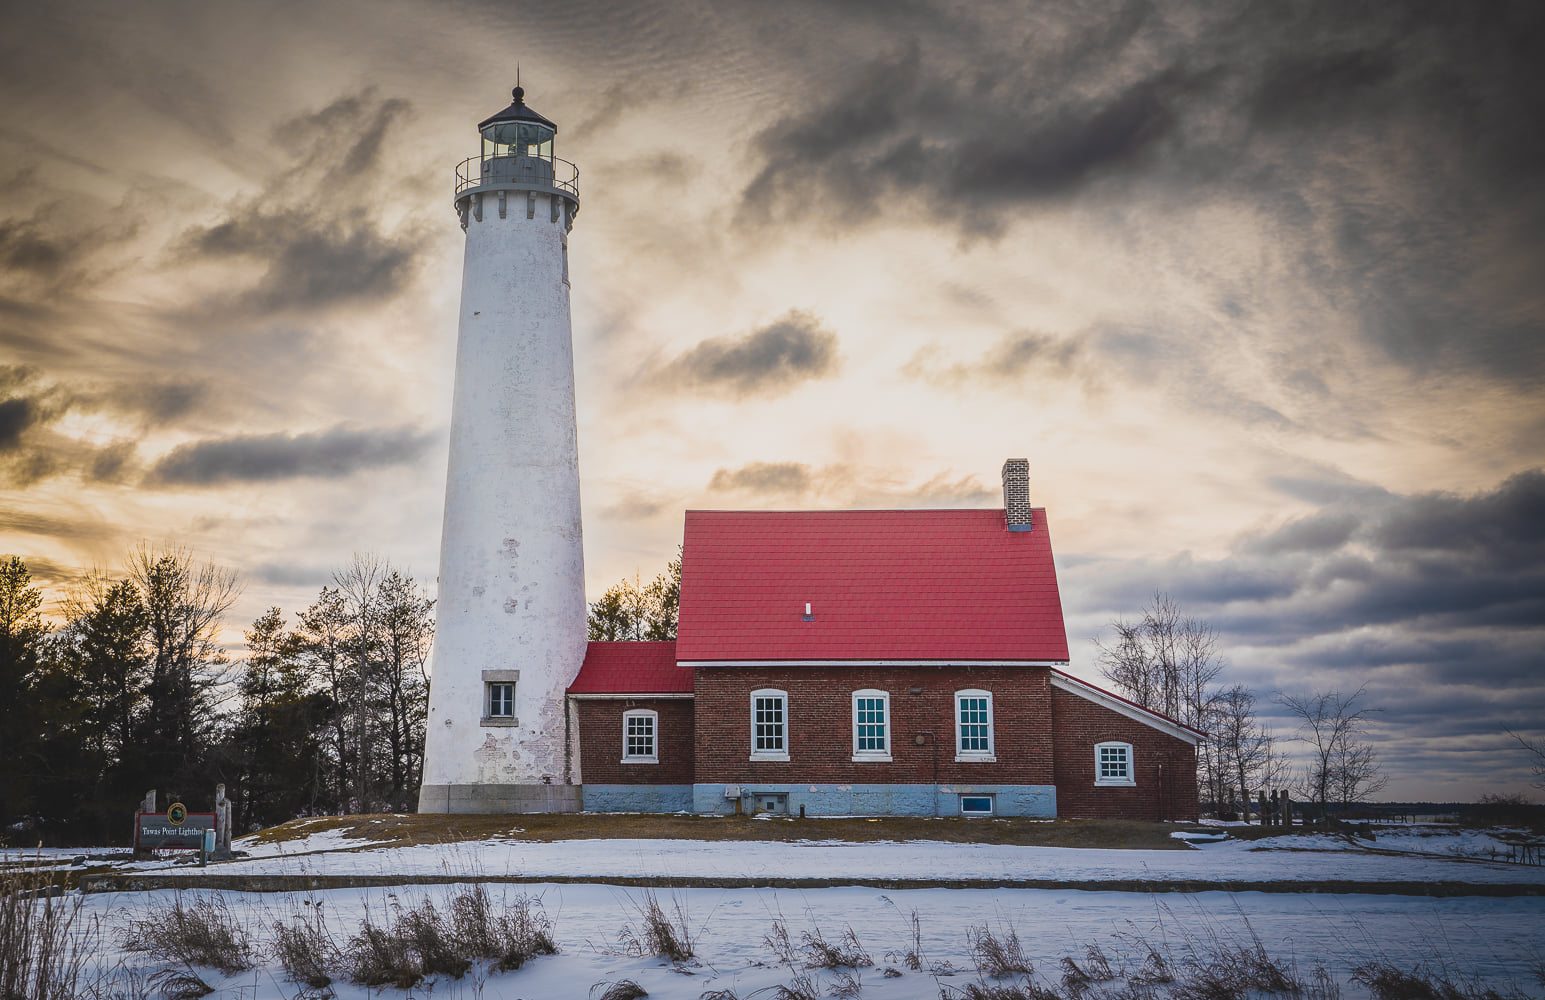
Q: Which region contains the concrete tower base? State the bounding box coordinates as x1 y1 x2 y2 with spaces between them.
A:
417 783 584 815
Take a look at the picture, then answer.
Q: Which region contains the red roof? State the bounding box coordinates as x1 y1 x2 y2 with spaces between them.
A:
567 641 690 695
676 508 1069 663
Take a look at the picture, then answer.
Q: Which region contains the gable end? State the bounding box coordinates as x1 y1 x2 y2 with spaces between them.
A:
1049 672 1202 745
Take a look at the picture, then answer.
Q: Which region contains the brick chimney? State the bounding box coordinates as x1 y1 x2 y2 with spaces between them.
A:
1001 458 1033 532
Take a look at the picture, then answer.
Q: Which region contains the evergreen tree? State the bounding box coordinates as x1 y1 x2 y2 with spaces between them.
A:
231 608 329 830
587 547 681 641
0 556 48 832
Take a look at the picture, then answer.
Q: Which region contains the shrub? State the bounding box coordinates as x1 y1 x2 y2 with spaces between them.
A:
592 979 649 1000
121 892 254 975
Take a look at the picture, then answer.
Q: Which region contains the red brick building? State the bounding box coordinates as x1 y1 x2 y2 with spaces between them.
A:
566 461 1201 820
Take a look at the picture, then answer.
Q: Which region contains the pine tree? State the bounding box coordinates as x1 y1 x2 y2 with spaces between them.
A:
0 556 49 833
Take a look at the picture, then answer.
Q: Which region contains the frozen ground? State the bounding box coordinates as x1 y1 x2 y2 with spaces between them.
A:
66 826 1545 888
76 881 1545 999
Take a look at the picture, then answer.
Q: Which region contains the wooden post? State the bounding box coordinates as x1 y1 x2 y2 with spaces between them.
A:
1257 791 1267 827
214 784 231 857
1283 792 1293 828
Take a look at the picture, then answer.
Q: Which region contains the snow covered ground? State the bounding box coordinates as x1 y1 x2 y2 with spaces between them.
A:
81 827 1545 888
75 882 1545 999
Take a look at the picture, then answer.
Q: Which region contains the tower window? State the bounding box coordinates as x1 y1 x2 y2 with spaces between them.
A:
480 669 520 726
487 683 514 718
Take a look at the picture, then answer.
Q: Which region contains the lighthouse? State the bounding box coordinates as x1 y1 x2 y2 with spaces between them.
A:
418 86 587 813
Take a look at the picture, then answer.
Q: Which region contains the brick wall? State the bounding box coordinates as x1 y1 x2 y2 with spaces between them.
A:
1049 686 1198 820
692 665 1054 787
574 698 695 785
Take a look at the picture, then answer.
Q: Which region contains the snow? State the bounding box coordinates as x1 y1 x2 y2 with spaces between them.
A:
114 830 1542 887
75 882 1545 999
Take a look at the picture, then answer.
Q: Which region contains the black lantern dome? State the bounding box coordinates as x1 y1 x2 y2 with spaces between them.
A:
478 86 557 152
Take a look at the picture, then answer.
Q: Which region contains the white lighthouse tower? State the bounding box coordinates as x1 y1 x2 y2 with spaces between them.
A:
419 86 587 813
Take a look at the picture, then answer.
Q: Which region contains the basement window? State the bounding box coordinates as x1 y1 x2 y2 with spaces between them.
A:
959 794 995 817
1095 741 1135 786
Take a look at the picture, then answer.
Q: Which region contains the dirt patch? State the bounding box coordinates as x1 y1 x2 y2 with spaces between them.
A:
239 814 1206 852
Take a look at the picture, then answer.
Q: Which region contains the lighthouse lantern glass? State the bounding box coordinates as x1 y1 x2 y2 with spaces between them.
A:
482 120 554 161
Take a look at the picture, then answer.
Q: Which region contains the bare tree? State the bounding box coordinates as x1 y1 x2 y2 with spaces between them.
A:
1097 593 1225 806
376 569 434 808
1509 731 1545 789
1213 685 1289 817
1277 687 1384 819
334 553 383 811
128 544 240 786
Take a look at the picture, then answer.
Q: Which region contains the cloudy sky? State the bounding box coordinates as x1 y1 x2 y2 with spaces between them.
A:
2 1 1541 799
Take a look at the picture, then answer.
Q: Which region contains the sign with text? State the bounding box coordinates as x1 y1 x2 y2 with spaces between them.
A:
136 811 215 851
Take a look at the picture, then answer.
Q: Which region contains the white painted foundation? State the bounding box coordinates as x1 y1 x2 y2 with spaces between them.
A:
419 167 586 813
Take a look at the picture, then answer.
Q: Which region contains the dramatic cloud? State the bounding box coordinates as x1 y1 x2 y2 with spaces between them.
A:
148 425 433 485
0 0 1540 797
177 92 427 317
0 397 36 450
906 331 1086 386
708 461 993 508
708 461 813 496
649 311 839 397
1066 469 1545 793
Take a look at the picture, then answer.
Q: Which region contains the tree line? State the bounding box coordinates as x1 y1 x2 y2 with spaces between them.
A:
0 550 433 845
1097 592 1388 818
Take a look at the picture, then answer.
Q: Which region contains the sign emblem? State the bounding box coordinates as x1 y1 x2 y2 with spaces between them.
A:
167 802 188 826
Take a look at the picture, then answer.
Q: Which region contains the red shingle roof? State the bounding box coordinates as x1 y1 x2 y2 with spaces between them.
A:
567 641 690 695
676 508 1069 663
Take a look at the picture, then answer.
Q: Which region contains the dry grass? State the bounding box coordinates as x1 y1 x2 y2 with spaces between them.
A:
270 902 339 990
1351 961 1526 1000
341 886 556 987
969 924 1034 979
800 924 873 969
144 967 214 999
344 908 422 988
0 858 97 1000
619 889 695 963
450 884 556 971
592 978 649 1000
121 892 255 975
242 813 1204 851
1061 945 1117 993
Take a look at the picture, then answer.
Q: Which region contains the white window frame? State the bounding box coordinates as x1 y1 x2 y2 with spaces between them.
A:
750 689 790 762
621 709 659 764
486 682 515 720
959 794 995 817
851 689 892 762
954 689 997 762
481 669 519 727
1094 741 1135 786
